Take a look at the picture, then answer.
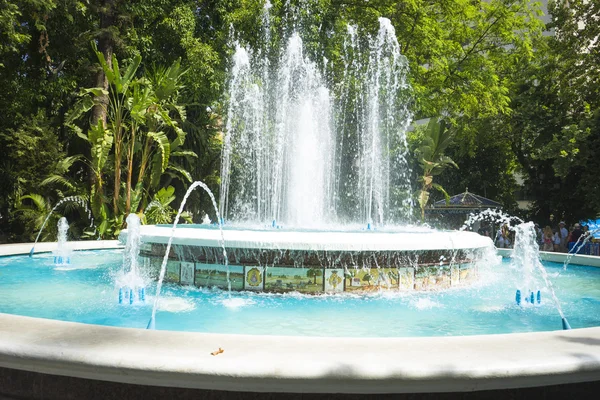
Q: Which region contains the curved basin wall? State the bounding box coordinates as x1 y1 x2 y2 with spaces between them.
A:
136 226 494 293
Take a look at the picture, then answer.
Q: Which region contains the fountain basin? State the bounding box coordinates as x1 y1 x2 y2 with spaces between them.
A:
132 225 493 292
0 242 599 398
1 313 599 397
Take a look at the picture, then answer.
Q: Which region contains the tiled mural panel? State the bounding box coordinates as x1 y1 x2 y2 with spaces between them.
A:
265 267 324 293
141 250 478 293
195 264 244 290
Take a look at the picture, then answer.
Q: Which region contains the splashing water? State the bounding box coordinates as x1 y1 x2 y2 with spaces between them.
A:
220 17 412 227
148 181 228 329
512 222 569 328
115 214 146 301
30 196 94 256
460 208 523 232
53 217 71 265
562 228 600 271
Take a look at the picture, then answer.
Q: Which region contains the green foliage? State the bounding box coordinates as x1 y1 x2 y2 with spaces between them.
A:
144 185 192 225
1 0 599 242
414 118 458 220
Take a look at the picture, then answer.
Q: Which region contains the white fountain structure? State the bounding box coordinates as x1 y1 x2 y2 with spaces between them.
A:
130 11 494 294
116 214 146 304
53 217 72 265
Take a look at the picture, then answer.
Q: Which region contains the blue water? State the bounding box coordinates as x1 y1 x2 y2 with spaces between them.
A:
1 250 599 337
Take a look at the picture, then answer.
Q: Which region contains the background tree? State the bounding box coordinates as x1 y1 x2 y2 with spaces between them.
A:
414 118 458 220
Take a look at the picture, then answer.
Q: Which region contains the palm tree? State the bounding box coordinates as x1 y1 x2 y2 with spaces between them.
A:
416 118 458 221
65 44 196 237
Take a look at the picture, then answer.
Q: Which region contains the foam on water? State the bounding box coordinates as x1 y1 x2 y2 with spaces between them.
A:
156 296 196 313
219 297 257 310
410 297 443 310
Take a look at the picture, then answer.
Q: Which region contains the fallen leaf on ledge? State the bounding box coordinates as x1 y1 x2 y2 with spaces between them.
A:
211 347 224 356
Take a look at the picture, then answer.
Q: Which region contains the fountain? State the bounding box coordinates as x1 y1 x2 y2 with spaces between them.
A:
128 12 493 299
53 217 71 265
29 195 93 256
115 214 146 305
1 3 600 397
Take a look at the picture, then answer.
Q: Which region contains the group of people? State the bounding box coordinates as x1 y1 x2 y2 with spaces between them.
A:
537 221 589 253
479 220 591 252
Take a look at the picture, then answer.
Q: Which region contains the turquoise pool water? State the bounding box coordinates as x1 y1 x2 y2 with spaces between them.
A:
1 249 599 337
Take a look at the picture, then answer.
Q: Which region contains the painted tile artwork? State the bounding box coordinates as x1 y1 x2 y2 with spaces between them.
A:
459 264 476 282
244 266 265 291
194 264 244 290
165 260 181 283
344 268 398 292
398 267 415 290
265 267 324 293
180 262 194 285
414 266 451 290
324 269 344 293
451 265 460 286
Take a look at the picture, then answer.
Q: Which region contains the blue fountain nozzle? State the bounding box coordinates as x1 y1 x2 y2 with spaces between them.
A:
147 316 155 330
562 317 572 330
515 290 521 305
272 220 276 228
129 288 134 305
536 290 541 304
530 292 535 304
119 288 123 304
29 248 34 257
367 223 371 230
140 287 145 302
220 217 224 225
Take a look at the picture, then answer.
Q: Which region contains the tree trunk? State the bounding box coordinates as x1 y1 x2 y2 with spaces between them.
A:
91 0 116 215
125 124 135 215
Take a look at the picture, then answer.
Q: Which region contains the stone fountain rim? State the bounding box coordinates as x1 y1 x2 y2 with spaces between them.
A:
132 225 494 252
1 242 600 394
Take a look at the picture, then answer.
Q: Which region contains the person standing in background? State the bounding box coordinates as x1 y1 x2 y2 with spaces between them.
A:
543 226 554 252
557 221 568 252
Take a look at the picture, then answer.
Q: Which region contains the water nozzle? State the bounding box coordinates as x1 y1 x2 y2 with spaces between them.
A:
562 317 571 330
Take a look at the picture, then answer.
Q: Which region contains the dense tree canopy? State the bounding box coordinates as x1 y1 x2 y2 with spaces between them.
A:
0 0 597 242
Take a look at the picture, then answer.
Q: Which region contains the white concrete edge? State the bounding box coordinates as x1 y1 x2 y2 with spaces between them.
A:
497 248 600 268
0 240 123 256
134 225 493 252
0 313 598 393
1 242 600 393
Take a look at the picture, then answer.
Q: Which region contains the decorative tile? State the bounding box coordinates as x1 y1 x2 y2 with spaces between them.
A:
344 268 397 292
399 267 415 290
165 260 181 283
180 262 195 285
265 267 323 293
431 267 451 289
459 264 476 282
451 265 460 286
324 269 344 293
195 264 244 290
244 266 265 291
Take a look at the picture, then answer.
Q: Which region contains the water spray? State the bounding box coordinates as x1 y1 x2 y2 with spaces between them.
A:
147 180 228 330
29 196 93 256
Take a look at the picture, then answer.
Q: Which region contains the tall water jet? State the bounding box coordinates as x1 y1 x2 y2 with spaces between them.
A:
220 14 412 227
116 214 145 304
148 181 228 329
360 18 412 224
512 222 570 329
29 196 93 256
53 217 71 265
